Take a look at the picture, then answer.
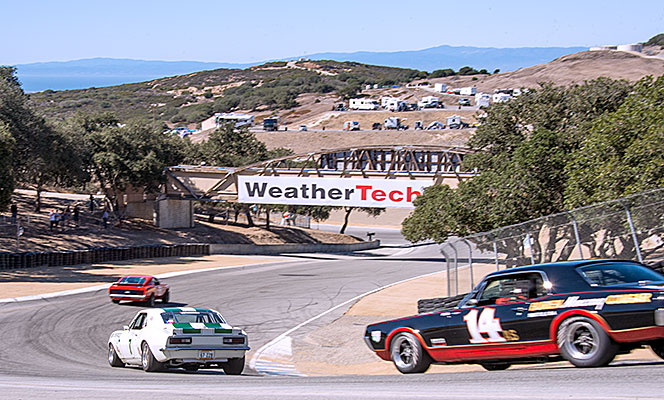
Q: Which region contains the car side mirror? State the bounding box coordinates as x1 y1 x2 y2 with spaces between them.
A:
123 325 129 330
465 299 478 307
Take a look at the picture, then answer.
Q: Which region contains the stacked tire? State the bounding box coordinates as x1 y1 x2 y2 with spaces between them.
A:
417 293 468 314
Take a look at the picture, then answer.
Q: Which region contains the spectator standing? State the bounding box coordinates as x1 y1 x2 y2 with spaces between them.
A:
54 210 61 232
49 210 56 231
10 203 17 224
102 209 109 229
73 205 80 226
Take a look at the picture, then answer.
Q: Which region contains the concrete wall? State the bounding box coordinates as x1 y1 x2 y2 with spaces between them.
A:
155 199 194 228
125 201 155 220
209 240 380 255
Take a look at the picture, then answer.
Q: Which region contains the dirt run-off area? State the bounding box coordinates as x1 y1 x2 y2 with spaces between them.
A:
0 191 360 253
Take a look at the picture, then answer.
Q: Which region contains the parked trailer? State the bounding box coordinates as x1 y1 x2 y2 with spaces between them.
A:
384 117 408 130
459 87 476 96
343 121 360 131
417 96 439 109
349 98 380 110
446 115 469 129
434 83 447 93
263 117 279 131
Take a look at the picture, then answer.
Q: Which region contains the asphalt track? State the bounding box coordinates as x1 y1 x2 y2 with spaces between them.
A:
1 236 663 399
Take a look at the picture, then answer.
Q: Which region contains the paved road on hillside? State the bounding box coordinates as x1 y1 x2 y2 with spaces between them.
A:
1 243 662 399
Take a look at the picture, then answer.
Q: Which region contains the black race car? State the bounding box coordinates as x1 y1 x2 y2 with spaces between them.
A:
365 259 664 373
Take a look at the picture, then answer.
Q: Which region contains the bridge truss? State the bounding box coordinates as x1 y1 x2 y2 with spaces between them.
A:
163 145 476 202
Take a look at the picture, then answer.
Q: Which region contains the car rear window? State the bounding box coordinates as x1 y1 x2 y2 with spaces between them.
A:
161 310 226 324
118 277 146 285
577 263 664 286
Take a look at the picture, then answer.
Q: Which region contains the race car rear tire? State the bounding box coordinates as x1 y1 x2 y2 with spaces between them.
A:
389 332 431 374
557 316 618 367
480 362 511 371
161 290 170 304
141 342 165 372
223 356 245 375
649 339 664 360
111 299 120 304
145 295 155 308
108 344 124 368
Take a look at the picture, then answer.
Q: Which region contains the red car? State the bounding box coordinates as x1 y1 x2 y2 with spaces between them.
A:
108 275 169 307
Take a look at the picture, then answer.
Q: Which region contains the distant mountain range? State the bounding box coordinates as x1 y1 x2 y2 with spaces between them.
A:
13 45 586 92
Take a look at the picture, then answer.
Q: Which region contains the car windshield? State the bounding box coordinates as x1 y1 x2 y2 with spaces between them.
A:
161 310 226 324
577 263 664 287
118 277 146 285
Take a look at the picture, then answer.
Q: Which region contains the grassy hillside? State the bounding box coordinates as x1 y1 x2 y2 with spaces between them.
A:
28 61 423 127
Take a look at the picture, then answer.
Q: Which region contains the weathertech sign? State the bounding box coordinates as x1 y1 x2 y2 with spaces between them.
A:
238 176 433 208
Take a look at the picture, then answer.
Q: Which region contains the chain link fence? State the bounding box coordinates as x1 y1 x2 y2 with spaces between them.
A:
440 188 664 297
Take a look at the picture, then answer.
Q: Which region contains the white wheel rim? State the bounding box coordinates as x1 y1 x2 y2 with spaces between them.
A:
391 335 417 370
564 320 599 360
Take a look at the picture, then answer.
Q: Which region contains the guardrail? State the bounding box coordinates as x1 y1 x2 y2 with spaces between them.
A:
0 243 210 270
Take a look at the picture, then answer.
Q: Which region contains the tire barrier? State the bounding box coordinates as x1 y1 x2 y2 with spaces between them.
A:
0 243 210 270
417 293 468 314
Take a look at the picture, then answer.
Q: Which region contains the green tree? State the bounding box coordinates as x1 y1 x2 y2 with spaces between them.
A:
0 66 83 210
82 121 188 213
402 78 633 243
565 75 664 207
201 123 269 167
0 122 14 210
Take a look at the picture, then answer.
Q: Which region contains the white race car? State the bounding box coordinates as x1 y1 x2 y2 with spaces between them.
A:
108 307 249 373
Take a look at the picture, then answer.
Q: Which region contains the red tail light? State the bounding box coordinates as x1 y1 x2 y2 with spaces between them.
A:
169 337 192 344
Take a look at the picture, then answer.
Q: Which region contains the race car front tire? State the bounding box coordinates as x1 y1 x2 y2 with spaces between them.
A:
389 332 431 374
161 290 170 304
141 342 165 372
223 356 245 375
108 344 124 368
649 339 664 360
557 316 618 367
145 295 155 308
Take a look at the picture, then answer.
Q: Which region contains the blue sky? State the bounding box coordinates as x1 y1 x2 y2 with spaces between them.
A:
3 0 662 64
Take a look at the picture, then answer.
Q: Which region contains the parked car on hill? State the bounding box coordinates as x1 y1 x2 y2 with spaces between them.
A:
108 307 249 373
108 275 169 306
365 259 664 373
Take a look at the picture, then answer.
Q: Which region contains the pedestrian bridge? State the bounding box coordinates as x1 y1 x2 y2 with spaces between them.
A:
163 145 476 202
156 145 477 228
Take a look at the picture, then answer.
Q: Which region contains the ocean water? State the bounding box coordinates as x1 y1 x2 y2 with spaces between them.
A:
19 75 158 92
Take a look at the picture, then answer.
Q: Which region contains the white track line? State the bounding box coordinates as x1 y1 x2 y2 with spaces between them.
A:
249 268 444 374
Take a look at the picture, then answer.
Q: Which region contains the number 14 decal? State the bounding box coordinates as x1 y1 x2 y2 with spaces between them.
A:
463 308 507 343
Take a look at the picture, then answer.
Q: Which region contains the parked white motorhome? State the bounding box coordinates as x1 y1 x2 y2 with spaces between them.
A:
386 99 408 112
446 115 469 129
349 98 380 110
417 96 439 109
434 83 448 93
475 93 491 108
493 93 511 103
201 113 254 131
381 97 399 108
459 87 477 96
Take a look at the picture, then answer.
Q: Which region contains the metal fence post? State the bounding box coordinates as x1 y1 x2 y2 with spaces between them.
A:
440 246 451 297
493 240 499 271
566 211 584 260
462 238 474 289
449 243 459 296
620 201 643 263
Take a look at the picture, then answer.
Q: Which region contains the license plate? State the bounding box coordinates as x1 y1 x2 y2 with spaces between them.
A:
199 350 214 360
